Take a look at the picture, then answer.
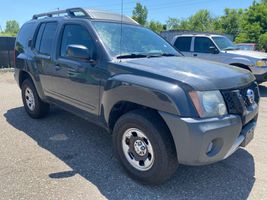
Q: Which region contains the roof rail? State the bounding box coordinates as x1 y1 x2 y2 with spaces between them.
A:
32 7 90 20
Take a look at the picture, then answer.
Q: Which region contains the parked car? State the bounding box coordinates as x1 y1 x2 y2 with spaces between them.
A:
0 36 16 68
14 8 260 184
171 34 267 83
236 43 257 51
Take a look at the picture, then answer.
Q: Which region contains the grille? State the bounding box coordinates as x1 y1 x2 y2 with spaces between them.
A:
221 82 260 116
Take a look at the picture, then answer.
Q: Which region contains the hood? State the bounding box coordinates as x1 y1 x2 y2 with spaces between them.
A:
118 56 255 91
226 50 267 59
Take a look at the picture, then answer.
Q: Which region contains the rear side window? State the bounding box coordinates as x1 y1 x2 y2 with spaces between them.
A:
16 22 37 52
60 24 95 58
35 22 58 55
174 37 192 52
194 37 215 53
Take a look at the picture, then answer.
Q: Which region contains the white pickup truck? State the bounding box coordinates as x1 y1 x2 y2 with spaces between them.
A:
171 34 267 83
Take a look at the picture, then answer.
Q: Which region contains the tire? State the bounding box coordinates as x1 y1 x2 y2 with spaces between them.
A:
113 109 178 184
21 79 50 118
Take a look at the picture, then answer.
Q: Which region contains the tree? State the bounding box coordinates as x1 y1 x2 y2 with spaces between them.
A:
5 20 19 35
166 18 181 30
235 1 267 43
132 3 148 25
216 8 243 39
166 10 215 32
259 32 267 51
148 20 164 33
187 10 215 32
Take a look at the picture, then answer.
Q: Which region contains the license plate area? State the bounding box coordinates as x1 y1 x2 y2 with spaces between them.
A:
240 121 256 147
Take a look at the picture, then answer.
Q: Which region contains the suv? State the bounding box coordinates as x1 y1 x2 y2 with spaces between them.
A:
171 34 267 83
14 8 260 184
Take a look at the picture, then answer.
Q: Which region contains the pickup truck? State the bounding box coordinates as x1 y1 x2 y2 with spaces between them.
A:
171 34 267 83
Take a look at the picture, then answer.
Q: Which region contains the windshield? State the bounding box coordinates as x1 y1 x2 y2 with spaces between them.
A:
212 36 237 50
92 21 180 58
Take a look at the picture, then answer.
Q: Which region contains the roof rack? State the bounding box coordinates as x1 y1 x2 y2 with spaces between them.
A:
32 7 90 20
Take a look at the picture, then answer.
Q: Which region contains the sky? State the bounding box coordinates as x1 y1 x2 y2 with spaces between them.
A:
0 0 256 31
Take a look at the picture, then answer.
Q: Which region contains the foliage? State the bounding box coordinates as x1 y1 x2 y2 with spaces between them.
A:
166 10 215 32
0 20 20 36
166 18 181 30
187 10 215 32
132 3 148 25
148 20 164 33
215 8 243 39
259 32 267 51
235 0 267 44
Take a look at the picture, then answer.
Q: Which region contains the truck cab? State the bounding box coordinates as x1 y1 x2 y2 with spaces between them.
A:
172 34 267 83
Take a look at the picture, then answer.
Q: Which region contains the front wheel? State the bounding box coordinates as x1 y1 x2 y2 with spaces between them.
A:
21 79 50 118
113 109 178 184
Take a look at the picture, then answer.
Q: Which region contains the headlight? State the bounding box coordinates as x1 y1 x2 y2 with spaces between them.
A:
256 60 267 67
189 90 227 118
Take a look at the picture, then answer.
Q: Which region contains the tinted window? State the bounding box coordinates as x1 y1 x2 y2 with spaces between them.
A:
174 37 192 52
60 24 95 57
36 22 57 55
194 37 215 53
35 23 45 51
16 22 37 52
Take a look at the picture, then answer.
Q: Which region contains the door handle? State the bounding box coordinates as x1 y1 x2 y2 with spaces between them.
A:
71 65 85 73
55 65 61 71
193 54 198 57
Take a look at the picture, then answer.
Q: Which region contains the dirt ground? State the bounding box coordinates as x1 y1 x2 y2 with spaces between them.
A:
0 71 267 200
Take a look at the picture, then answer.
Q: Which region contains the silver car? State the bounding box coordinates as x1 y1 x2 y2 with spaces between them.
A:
171 34 267 83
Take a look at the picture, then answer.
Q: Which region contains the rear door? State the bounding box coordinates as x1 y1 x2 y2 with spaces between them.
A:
34 22 59 94
173 36 192 56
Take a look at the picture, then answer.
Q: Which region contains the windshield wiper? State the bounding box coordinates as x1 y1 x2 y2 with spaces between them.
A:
223 47 239 51
146 53 178 58
116 53 178 59
116 54 147 59
160 53 177 57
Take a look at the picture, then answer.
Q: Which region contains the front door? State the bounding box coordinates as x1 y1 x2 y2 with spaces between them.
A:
52 23 100 115
192 37 221 62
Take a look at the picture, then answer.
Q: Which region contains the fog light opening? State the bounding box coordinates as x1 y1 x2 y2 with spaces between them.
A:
206 138 223 157
207 142 214 154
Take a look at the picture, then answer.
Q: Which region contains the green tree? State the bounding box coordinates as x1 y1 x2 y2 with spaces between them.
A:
259 32 267 51
216 8 243 39
187 10 215 32
5 20 19 35
166 10 215 32
148 20 164 33
132 3 148 25
235 0 267 43
166 17 181 30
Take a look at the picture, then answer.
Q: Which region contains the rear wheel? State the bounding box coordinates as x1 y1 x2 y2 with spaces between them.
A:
113 109 178 184
21 79 50 118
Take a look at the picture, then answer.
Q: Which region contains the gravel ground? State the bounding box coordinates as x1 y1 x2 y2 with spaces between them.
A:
0 72 267 200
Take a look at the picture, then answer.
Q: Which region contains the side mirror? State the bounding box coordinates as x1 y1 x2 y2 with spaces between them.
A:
209 46 219 54
67 44 91 60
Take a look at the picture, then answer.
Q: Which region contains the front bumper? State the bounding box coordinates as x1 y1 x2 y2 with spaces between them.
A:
159 107 258 166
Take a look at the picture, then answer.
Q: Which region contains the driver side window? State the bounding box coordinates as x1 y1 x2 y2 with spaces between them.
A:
60 24 95 58
194 37 215 53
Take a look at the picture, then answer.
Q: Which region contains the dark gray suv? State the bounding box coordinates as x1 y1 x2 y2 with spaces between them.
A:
14 8 260 184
